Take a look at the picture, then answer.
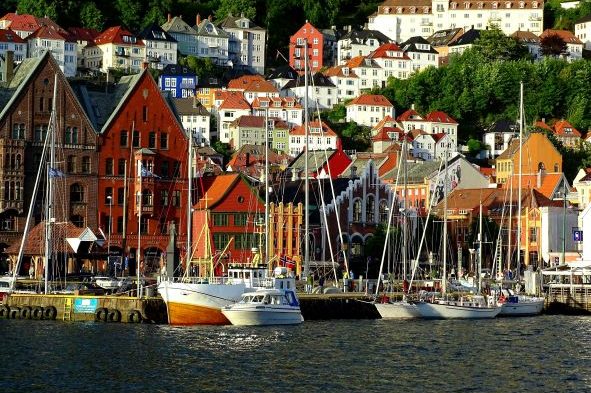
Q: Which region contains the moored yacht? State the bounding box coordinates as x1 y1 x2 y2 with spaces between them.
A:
416 295 502 319
498 289 544 316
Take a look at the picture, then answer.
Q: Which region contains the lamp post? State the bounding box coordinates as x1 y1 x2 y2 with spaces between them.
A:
107 195 112 275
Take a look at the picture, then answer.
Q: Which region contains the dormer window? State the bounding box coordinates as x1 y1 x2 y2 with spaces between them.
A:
287 101 294 107
505 2 512 8
451 2 457 9
478 2 483 8
532 1 538 7
385 7 391 13
423 6 429 13
565 127 572 134
343 67 349 75
260 101 268 107
492 2 498 8
311 127 321 134
274 100 281 107
519 1 525 7
464 2 470 8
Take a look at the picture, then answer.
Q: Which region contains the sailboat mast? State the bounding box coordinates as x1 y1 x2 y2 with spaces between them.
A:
303 38 310 279
402 138 408 283
478 199 483 293
265 108 269 265
137 158 142 299
442 149 448 295
45 75 58 295
516 81 523 280
187 127 193 268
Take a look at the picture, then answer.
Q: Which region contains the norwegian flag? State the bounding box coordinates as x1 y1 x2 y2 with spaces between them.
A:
280 255 295 269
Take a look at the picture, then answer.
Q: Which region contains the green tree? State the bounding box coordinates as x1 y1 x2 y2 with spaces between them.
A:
325 103 346 123
17 0 57 20
212 141 234 165
143 0 173 27
115 0 142 31
472 26 531 61
215 0 256 20
466 138 485 156
80 2 105 31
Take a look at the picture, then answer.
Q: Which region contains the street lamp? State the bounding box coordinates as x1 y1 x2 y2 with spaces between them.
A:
107 195 112 275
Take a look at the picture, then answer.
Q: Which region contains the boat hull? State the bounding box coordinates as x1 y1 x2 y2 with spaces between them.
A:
375 301 421 319
222 306 303 326
158 281 247 325
416 301 502 319
499 298 544 316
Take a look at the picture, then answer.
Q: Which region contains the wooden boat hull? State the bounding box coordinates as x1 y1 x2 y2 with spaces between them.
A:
167 301 230 325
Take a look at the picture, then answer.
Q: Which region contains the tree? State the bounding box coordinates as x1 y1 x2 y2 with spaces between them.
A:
215 0 256 20
80 2 105 31
143 0 173 27
540 33 568 58
325 103 346 123
115 0 142 31
212 141 234 165
472 26 531 61
466 138 485 156
17 0 57 20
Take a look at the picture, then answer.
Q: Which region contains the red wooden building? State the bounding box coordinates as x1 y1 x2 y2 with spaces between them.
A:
289 22 324 73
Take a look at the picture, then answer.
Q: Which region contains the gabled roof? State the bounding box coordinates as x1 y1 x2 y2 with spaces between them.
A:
290 120 337 136
266 65 298 80
427 28 463 47
425 111 457 124
449 29 481 46
282 72 335 89
5 221 90 255
161 16 197 35
195 19 230 38
511 30 540 44
251 96 302 109
347 94 393 107
27 25 67 41
0 28 25 43
228 74 265 89
0 13 69 38
533 120 553 132
402 36 438 54
397 108 423 122
289 150 340 173
161 64 196 76
218 91 251 110
67 27 100 43
540 29 583 45
94 26 144 46
173 97 210 116
486 119 519 133
575 14 591 25
226 144 287 176
323 65 359 78
553 119 582 137
230 115 289 129
339 28 390 45
216 15 263 30
194 173 242 209
369 43 410 60
504 172 567 200
137 23 177 43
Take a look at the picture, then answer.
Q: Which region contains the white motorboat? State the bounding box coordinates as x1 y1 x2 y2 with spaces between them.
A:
498 289 544 316
374 298 421 319
416 295 502 319
222 287 303 326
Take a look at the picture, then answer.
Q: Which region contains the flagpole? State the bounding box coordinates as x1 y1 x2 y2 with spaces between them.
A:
45 74 58 294
137 159 142 299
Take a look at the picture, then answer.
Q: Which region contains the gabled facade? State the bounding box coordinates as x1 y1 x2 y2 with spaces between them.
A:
282 72 337 111
511 30 541 60
27 25 77 77
540 29 584 61
483 119 518 158
161 15 198 56
288 120 339 156
194 17 230 66
137 23 178 70
0 52 99 256
86 70 189 274
345 94 395 127
448 28 481 55
575 14 591 50
217 15 266 74
368 43 410 82
228 115 290 154
551 119 582 147
288 149 352 179
289 22 324 73
0 29 26 64
397 107 458 146
216 91 252 143
401 36 439 72
93 26 145 73
67 27 100 71
337 27 391 65
227 75 279 104
173 97 213 145
251 96 304 127
371 116 404 153
158 64 197 98
323 64 360 103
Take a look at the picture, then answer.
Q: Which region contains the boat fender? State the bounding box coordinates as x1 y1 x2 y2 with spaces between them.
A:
20 306 33 319
108 309 122 323
8 307 20 319
95 307 109 322
128 309 142 323
44 306 57 320
0 305 9 318
32 306 44 320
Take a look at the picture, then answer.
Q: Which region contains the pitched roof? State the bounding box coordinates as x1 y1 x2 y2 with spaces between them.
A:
266 65 298 80
449 28 481 46
161 64 195 76
94 26 144 46
553 119 582 137
427 28 463 47
533 120 553 132
289 150 341 173
195 19 230 38
137 22 177 42
323 65 358 78
226 144 287 176
228 74 266 89
347 94 393 107
397 108 423 122
216 15 263 30
425 111 457 124
540 29 583 45
511 30 540 44
173 97 210 116
504 172 565 199
0 28 25 43
5 221 88 255
290 120 337 136
282 72 335 89
575 14 591 25
28 25 67 40
339 28 390 44
486 119 519 133
161 16 197 35
402 36 438 53
369 43 410 60
251 96 302 109
194 173 241 209
67 27 100 43
218 91 251 110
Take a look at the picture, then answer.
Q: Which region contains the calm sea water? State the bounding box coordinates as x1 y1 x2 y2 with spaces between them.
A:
1 315 590 392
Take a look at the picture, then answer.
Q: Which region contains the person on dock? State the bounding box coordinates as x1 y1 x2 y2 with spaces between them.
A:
306 274 313 293
319 275 325 294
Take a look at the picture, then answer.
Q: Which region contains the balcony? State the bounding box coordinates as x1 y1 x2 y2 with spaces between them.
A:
147 55 161 63
340 44 352 50
529 15 542 21
420 20 433 26
0 200 23 213
180 81 196 89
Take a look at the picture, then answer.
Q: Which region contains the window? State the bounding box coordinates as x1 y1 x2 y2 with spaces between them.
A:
214 233 230 251
161 190 169 206
172 190 181 207
117 187 124 205
213 214 228 226
149 132 156 148
160 133 168 149
12 123 25 140
117 217 124 233
234 213 247 226
71 215 84 228
366 195 375 223
70 183 85 203
142 189 153 206
379 200 388 223
143 106 148 122
67 156 75 173
140 216 149 234
120 130 128 147
34 125 47 142
65 127 78 144
530 227 538 242
132 130 140 147
353 199 362 222
118 159 126 176
105 158 114 175
161 160 169 178
82 156 91 173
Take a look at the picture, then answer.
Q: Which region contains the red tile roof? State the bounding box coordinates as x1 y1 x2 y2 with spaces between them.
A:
67 27 100 42
347 94 393 107
0 13 42 33
219 91 251 110
28 25 67 40
504 172 564 199
323 65 358 78
397 108 423 122
345 56 366 68
370 43 411 60
540 29 583 45
227 75 265 89
425 111 457 124
533 120 553 132
553 119 582 138
195 174 240 209
251 97 302 109
94 26 144 46
5 221 86 255
231 115 289 129
290 120 337 136
0 28 25 43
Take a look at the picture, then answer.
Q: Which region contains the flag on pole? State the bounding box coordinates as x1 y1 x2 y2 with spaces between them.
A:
48 167 66 178
280 255 295 269
140 165 160 178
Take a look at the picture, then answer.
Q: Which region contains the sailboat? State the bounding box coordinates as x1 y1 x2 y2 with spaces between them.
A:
415 149 501 319
497 81 544 317
374 135 421 319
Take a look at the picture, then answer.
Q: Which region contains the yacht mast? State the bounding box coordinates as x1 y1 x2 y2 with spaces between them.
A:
442 149 448 295
303 38 310 279
265 108 269 264
516 81 523 281
478 199 483 293
44 75 58 295
137 158 142 299
402 138 408 284
187 127 193 270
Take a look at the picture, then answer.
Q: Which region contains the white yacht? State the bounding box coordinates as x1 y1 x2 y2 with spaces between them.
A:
222 280 303 326
498 289 544 316
375 298 421 319
416 295 502 319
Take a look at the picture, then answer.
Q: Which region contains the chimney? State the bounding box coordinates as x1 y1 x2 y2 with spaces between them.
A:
167 13 171 23
411 103 415 110
196 14 201 26
4 50 14 83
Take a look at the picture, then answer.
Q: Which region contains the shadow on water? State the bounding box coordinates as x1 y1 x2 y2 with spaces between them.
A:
1 316 591 392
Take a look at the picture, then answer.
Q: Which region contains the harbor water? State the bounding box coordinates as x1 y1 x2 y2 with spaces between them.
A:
1 315 590 392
